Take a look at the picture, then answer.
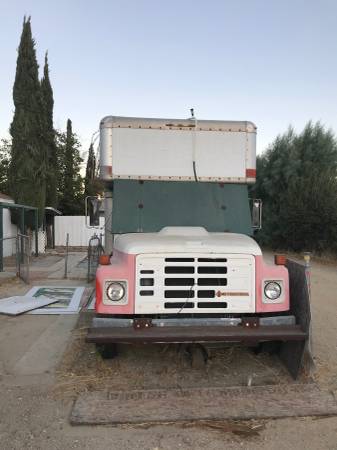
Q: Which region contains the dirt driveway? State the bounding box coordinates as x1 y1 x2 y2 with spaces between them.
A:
0 254 336 450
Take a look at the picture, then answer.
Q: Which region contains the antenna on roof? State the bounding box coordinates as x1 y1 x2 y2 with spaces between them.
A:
188 108 198 182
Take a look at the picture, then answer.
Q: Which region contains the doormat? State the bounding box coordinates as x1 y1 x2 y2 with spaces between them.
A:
26 286 85 315
70 384 337 425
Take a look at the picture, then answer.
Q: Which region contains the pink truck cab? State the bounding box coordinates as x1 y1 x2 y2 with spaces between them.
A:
87 115 311 379
95 230 289 316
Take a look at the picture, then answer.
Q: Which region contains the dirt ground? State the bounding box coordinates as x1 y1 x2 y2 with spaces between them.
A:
0 253 337 449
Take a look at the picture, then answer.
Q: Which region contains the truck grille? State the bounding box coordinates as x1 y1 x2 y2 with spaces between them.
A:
135 253 255 314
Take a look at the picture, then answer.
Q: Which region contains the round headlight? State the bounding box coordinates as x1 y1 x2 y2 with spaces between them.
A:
106 282 125 301
264 281 281 300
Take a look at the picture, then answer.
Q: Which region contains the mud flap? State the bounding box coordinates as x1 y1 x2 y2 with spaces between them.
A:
279 259 314 379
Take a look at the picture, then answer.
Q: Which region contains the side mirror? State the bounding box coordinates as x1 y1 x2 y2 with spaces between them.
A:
251 199 262 230
85 196 103 228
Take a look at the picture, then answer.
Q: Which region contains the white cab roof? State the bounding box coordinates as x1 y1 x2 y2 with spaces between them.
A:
114 227 262 256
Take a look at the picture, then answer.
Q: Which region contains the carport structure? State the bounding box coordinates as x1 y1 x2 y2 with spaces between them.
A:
0 201 39 272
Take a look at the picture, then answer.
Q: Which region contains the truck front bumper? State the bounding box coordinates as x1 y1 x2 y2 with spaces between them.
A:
86 315 307 345
87 259 313 380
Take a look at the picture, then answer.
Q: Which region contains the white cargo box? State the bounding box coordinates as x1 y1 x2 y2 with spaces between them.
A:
100 116 257 183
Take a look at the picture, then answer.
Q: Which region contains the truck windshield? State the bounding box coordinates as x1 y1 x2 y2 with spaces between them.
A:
111 180 253 236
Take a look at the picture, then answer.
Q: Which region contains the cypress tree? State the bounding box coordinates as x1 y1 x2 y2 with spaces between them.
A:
84 143 96 196
58 119 83 215
63 119 75 212
83 143 103 220
41 52 58 208
9 17 47 225
0 139 11 194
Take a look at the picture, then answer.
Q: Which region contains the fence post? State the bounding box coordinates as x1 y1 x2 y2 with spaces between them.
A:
15 236 19 277
303 252 311 298
20 208 24 234
26 235 30 283
34 209 39 257
87 237 92 283
64 233 69 279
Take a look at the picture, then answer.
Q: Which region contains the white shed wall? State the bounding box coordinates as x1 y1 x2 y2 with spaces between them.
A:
54 216 105 247
1 200 18 257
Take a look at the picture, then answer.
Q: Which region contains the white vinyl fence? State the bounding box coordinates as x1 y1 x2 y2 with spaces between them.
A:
32 230 46 254
55 216 105 247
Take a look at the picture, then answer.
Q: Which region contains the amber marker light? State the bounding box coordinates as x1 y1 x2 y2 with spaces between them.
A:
274 254 286 265
99 254 111 265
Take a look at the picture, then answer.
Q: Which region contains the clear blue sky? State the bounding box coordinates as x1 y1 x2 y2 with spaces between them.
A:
1 0 337 160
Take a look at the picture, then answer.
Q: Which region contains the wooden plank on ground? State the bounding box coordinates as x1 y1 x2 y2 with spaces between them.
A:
70 384 337 425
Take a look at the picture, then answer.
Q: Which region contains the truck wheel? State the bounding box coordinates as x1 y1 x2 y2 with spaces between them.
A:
254 341 281 355
96 343 118 359
188 344 208 369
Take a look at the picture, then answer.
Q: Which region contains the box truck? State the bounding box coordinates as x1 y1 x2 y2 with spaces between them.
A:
86 114 311 378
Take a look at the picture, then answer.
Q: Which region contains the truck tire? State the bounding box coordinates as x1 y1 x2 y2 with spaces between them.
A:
188 344 208 369
96 343 118 359
254 341 281 355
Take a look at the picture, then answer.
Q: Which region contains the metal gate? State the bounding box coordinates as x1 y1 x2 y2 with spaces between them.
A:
87 234 104 282
17 233 30 283
0 233 30 283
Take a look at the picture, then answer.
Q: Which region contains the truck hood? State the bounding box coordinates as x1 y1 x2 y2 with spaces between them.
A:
113 227 262 256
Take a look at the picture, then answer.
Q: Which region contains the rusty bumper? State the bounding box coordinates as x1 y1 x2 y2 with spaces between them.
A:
86 324 307 345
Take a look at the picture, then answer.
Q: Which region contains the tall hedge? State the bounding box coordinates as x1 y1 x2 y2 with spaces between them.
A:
254 122 337 253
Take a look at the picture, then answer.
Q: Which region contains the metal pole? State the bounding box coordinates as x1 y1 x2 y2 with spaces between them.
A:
27 235 30 284
64 233 69 279
20 207 24 234
87 237 91 283
52 216 55 249
15 236 19 277
303 252 311 298
0 206 3 272
20 209 25 265
34 209 39 257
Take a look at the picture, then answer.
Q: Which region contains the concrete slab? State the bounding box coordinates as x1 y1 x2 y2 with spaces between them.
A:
30 255 63 268
32 279 91 287
0 315 58 373
46 252 88 280
13 315 77 376
23 252 88 282
0 271 16 281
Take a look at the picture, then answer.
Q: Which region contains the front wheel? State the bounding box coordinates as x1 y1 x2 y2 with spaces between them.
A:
96 343 118 359
187 344 208 369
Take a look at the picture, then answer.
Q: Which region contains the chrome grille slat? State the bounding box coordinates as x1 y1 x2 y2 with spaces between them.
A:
135 253 255 314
